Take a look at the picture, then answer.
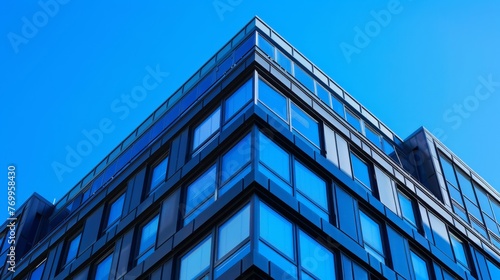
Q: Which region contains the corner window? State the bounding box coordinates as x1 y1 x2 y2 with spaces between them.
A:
359 211 385 264
105 193 125 231
29 259 46 280
224 79 253 122
350 152 372 191
95 254 113 280
397 191 418 228
277 50 292 73
220 134 252 193
294 160 328 220
410 251 430 280
257 79 288 121
180 236 212 280
299 230 336 280
291 103 320 147
64 233 82 266
149 157 168 192
258 132 291 192
450 234 469 271
184 165 217 225
137 215 159 264
257 34 274 59
192 107 221 153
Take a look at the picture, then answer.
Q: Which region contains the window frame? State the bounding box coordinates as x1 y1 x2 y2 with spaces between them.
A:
359 210 386 265
148 156 169 194
102 192 126 234
397 190 419 230
410 250 431 280
94 252 114 280
136 214 160 264
350 151 374 193
28 258 47 280
192 106 222 156
61 231 83 269
449 233 470 271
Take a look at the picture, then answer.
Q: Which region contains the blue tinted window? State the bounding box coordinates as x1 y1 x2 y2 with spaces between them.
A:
475 186 494 218
398 192 417 227
382 138 395 155
359 211 384 264
29 260 46 280
218 205 250 259
137 215 159 263
65 233 82 265
193 107 221 151
439 155 458 187
345 110 361 132
258 79 288 121
95 254 113 280
185 165 217 224
180 236 212 280
277 50 292 73
257 34 274 59
294 66 314 93
221 134 251 183
428 213 453 257
331 95 344 116
316 84 330 106
450 234 468 270
259 202 294 259
258 133 290 183
224 79 253 122
365 126 381 148
106 194 125 229
299 230 335 280
456 170 476 202
294 160 328 213
350 153 372 191
410 251 430 280
291 103 320 147
215 243 251 278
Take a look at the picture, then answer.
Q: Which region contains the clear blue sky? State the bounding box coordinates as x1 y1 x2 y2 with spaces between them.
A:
1 0 499 221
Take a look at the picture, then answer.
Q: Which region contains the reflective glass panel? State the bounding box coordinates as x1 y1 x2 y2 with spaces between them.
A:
294 160 328 210
257 34 274 59
95 254 113 280
185 165 217 216
180 236 212 280
299 230 335 280
439 155 458 187
398 192 417 227
138 215 159 262
350 153 372 191
450 234 468 269
331 95 344 116
258 79 288 121
258 133 290 182
65 233 82 264
359 211 384 263
345 110 361 132
224 79 253 122
294 66 315 93
107 194 125 228
277 50 292 73
291 103 320 147
29 260 46 280
316 84 330 106
221 134 251 183
218 205 250 259
259 202 294 259
456 170 476 202
365 126 381 148
410 251 430 280
193 108 221 151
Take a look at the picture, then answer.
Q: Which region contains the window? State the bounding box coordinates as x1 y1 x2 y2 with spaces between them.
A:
316 84 330 106
486 259 500 279
359 211 385 264
350 152 372 191
364 125 381 148
220 134 252 192
258 79 288 121
95 254 113 280
293 65 314 93
258 132 291 193
180 236 212 280
137 215 159 263
257 34 274 59
299 230 336 280
105 193 125 230
193 107 221 153
184 165 217 225
149 157 168 192
64 233 82 266
345 110 361 132
397 191 418 228
331 95 344 116
291 103 320 147
410 251 430 280
294 160 328 220
277 50 292 73
224 79 253 122
29 259 46 280
450 234 469 271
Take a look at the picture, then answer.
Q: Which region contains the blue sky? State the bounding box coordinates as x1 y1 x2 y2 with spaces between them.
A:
1 0 499 220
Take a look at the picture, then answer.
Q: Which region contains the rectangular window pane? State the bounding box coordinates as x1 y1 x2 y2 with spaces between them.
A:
138 215 159 262
150 157 168 191
257 34 274 59
193 107 221 151
29 260 46 280
291 103 320 147
258 241 297 279
331 94 344 116
456 170 476 202
428 213 453 258
258 79 288 121
299 230 335 280
294 160 328 210
107 194 125 228
294 65 314 93
224 79 253 122
65 233 82 265
398 192 417 227
316 84 330 106
475 186 494 218
450 234 468 269
258 133 290 183
350 153 372 191
439 155 458 187
185 165 217 221
95 254 113 280
365 125 381 148
410 251 430 280
359 211 384 263
180 236 212 280
218 205 250 259
345 110 361 132
221 134 251 183
277 50 292 73
259 202 294 259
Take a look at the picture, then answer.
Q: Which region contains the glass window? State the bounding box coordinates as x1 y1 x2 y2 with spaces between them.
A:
294 65 314 93
257 34 274 59
439 155 458 187
331 94 344 116
258 133 290 183
259 202 294 259
382 138 395 155
224 79 253 122
345 110 361 132
221 134 251 183
137 215 159 263
359 211 385 264
316 84 330 106
180 236 212 280
291 103 320 147
475 186 494 218
365 126 381 148
277 50 292 73
193 107 221 151
65 233 82 265
150 157 168 191
106 194 125 229
29 260 46 280
487 259 500 279
398 191 417 228
185 165 217 225
218 205 250 259
294 160 328 218
450 234 468 270
95 254 113 280
350 152 372 191
299 230 335 280
456 170 476 202
428 213 453 257
410 251 430 280
258 79 288 121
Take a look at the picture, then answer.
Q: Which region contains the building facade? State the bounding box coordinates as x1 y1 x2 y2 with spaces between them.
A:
2 17 500 280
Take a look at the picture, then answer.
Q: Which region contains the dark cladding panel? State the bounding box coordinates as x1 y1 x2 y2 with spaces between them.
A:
157 189 181 245
336 186 359 242
387 226 411 279
115 230 135 279
79 206 104 254
128 168 147 212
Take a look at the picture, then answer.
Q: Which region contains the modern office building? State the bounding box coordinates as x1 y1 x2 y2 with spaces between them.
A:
3 17 500 280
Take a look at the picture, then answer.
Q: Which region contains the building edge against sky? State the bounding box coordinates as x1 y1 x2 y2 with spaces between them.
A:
2 16 500 279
